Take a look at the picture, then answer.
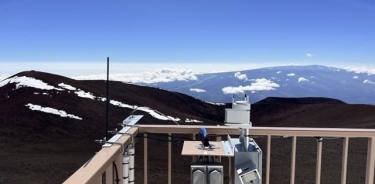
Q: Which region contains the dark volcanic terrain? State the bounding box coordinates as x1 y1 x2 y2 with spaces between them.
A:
1 71 375 184
0 71 223 184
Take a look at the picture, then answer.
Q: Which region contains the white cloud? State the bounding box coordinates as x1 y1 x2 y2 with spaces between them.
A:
234 72 248 81
25 103 82 120
0 76 63 90
344 67 375 75
74 69 198 84
189 88 206 93
306 53 313 57
298 77 309 83
363 79 375 85
353 76 359 79
287 73 296 77
276 71 282 74
222 78 280 94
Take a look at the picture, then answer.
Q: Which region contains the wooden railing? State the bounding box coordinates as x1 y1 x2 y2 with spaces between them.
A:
64 125 375 184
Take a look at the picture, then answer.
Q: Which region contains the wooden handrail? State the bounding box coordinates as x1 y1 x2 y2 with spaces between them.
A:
137 125 375 137
63 127 138 184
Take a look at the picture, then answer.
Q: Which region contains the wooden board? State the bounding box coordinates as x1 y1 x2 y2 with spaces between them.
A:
181 141 233 157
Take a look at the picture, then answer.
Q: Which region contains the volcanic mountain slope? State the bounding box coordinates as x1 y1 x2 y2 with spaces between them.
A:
0 71 224 140
0 71 224 184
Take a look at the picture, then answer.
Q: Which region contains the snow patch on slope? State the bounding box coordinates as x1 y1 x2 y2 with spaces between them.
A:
100 98 181 121
3 76 183 122
185 118 203 123
222 78 280 94
58 83 77 90
75 90 96 100
0 76 63 90
25 103 82 120
59 83 95 100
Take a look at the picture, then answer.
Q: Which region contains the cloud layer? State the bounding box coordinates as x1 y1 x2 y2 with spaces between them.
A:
189 88 206 93
345 67 375 75
74 69 198 84
222 78 280 94
287 73 296 77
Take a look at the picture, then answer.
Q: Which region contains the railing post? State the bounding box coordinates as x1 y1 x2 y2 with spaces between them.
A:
114 153 123 184
290 136 297 184
315 138 323 184
192 133 196 162
105 164 112 184
144 133 148 184
365 137 375 184
216 136 222 162
266 135 271 184
341 137 349 184
101 172 106 184
168 133 172 184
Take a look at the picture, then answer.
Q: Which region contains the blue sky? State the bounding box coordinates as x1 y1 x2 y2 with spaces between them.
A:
0 0 374 75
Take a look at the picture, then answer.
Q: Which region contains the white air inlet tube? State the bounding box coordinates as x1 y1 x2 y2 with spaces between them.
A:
122 149 129 184
240 128 249 151
129 144 135 184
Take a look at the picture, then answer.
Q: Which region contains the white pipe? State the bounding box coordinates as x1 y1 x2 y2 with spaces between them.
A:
129 144 135 184
245 128 250 151
122 149 129 184
240 128 249 151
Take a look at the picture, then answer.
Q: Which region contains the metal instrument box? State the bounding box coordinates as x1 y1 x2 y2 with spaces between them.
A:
191 164 223 184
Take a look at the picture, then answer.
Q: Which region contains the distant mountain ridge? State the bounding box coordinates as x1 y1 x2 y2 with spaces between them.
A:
153 65 375 104
252 96 375 128
255 97 345 105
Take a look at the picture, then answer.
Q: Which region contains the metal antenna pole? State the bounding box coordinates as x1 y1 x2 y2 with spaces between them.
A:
106 57 110 141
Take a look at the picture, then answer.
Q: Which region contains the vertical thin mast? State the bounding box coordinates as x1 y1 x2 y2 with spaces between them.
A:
105 57 109 141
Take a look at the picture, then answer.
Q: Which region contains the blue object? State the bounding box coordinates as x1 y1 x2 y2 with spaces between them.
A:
199 128 210 147
199 128 207 139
